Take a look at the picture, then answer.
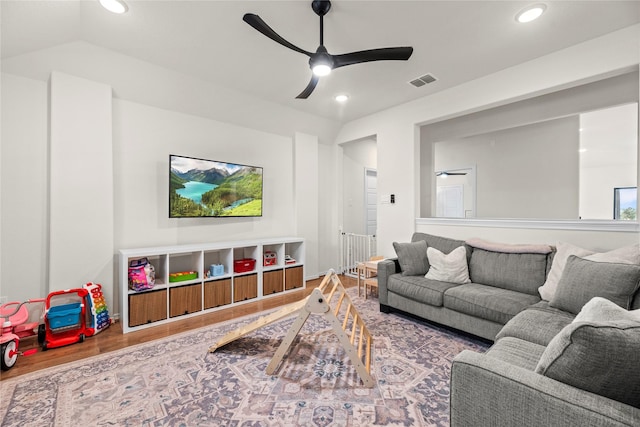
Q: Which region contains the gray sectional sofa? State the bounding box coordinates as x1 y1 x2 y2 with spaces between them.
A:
377 232 640 427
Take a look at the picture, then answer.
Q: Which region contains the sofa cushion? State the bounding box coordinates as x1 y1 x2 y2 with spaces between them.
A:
549 255 640 315
444 283 541 325
393 240 429 276
486 337 546 371
538 241 595 301
387 274 459 307
495 302 574 346
425 246 471 284
469 248 548 296
535 298 640 408
411 232 472 264
539 242 640 301
585 244 640 311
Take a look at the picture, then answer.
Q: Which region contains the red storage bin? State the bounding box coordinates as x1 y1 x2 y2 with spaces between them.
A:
234 258 256 273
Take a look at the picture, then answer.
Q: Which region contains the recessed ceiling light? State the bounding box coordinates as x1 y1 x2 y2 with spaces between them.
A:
99 0 128 14
335 94 349 103
515 4 546 23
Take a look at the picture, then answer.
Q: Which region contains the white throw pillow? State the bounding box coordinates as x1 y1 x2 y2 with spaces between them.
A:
425 246 471 284
584 243 640 264
573 296 640 324
539 242 640 301
538 242 594 301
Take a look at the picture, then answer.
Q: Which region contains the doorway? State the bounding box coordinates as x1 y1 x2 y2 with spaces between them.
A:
341 137 378 235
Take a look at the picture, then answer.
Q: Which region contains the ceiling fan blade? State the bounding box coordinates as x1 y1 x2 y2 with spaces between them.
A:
333 46 414 69
243 14 313 57
437 172 467 176
296 75 320 99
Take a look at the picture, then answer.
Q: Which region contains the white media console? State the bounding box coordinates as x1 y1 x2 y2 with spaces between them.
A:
119 237 305 333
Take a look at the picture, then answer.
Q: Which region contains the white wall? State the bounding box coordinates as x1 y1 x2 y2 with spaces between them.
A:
422 71 637 221
0 74 49 302
1 77 319 314
1 42 339 314
341 137 377 234
3 24 640 308
49 72 114 305
294 132 319 279
336 25 640 258
317 142 341 274
2 41 341 146
579 103 638 219
113 99 296 249
434 117 579 219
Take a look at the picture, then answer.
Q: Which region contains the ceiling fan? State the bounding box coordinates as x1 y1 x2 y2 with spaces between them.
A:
243 0 414 99
436 172 468 177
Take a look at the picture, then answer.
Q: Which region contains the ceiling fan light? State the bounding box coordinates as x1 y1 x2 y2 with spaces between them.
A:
312 64 332 77
516 4 546 23
335 94 349 103
99 0 128 14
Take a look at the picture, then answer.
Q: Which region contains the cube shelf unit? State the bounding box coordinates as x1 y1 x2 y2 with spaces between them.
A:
119 237 305 334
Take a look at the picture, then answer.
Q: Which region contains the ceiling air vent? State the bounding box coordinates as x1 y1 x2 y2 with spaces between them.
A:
409 73 437 88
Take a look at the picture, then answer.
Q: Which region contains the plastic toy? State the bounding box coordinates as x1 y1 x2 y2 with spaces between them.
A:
209 264 224 277
0 299 45 370
128 257 155 291
169 271 198 282
83 282 111 337
234 258 256 273
42 288 88 351
263 251 277 266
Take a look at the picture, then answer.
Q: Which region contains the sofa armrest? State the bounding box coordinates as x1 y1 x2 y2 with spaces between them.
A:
377 258 400 306
450 350 640 427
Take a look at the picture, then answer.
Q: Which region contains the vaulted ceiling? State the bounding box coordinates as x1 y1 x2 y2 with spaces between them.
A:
2 1 639 122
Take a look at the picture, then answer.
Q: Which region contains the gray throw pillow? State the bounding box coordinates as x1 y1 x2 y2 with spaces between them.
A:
535 300 640 408
549 255 640 315
393 240 429 276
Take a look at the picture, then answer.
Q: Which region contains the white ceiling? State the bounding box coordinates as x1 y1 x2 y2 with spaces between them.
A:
2 0 639 123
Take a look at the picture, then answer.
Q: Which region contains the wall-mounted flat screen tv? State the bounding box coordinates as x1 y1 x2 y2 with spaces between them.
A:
170 154 263 218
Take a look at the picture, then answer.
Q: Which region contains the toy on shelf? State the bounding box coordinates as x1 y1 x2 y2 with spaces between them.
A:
42 288 88 351
234 258 256 273
169 271 198 282
284 255 296 265
128 257 155 291
0 299 45 370
263 251 277 266
208 264 224 277
83 282 111 337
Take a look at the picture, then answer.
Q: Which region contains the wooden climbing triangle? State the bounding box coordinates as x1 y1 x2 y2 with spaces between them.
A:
209 269 375 387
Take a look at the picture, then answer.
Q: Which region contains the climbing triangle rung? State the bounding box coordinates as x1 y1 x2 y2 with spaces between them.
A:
208 269 375 387
208 297 307 352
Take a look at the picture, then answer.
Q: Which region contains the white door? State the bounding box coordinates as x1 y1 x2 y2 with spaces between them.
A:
436 185 464 217
365 168 377 235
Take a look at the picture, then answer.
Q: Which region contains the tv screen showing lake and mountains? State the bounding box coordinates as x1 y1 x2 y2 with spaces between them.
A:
170 155 263 218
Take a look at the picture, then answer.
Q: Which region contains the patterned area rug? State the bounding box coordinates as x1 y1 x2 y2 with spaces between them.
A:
0 288 488 426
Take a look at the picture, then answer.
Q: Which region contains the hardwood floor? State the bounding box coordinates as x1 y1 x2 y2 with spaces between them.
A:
0 275 358 381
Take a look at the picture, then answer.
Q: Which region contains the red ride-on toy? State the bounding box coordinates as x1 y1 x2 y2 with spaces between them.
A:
0 299 45 371
42 288 88 351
